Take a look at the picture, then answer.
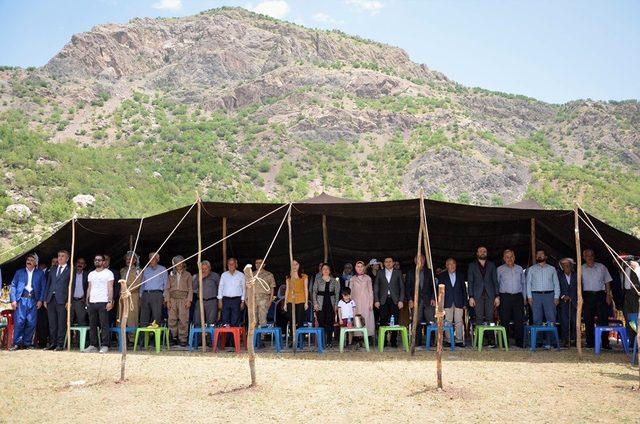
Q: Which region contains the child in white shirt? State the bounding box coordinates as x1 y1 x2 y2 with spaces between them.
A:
337 288 356 346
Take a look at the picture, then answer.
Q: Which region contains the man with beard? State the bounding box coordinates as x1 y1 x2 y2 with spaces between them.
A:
468 246 499 346
526 249 560 349
581 249 613 349
9 253 46 350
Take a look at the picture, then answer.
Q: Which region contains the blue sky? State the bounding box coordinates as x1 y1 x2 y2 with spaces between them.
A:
0 0 638 104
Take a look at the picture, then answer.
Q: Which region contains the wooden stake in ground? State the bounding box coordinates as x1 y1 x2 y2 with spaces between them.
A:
287 209 296 353
244 264 257 386
65 216 77 351
119 279 130 382
410 195 425 356
436 284 445 389
222 217 228 271
322 214 329 264
530 218 536 266
574 206 584 359
197 196 206 352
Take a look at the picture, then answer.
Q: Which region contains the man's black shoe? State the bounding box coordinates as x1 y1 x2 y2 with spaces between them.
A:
44 344 56 350
9 345 22 351
55 346 64 351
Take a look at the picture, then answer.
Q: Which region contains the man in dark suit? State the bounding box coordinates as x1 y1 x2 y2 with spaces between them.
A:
405 254 434 345
70 257 89 325
439 258 468 347
44 250 72 350
374 256 405 347
558 258 578 347
468 246 499 345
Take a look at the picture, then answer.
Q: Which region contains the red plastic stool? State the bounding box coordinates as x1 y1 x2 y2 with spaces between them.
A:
1 310 14 349
212 327 246 353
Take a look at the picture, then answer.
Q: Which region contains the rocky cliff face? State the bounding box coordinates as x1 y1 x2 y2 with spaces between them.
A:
0 7 638 254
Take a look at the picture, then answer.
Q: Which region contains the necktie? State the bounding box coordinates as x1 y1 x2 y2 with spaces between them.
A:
57 266 61 277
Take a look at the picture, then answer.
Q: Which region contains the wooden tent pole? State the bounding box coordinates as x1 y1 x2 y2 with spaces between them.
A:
222 217 228 271
420 198 442 388
244 265 257 386
197 196 206 352
410 195 424 356
436 284 445 389
119 279 130 381
322 215 329 264
530 218 536 265
65 216 76 351
287 207 296 353
574 206 584 359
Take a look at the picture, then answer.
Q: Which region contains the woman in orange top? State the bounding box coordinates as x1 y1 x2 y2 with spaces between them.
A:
284 259 309 330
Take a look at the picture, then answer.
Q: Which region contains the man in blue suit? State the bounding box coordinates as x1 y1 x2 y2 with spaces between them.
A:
9 253 47 350
439 258 468 347
44 250 72 350
558 258 578 348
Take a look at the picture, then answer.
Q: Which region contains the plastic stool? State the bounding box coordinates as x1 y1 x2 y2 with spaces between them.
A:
424 323 456 351
212 327 246 353
473 325 508 351
64 326 91 350
524 325 560 351
378 326 409 352
188 325 216 351
133 326 170 352
595 326 629 355
109 326 137 352
253 326 282 352
339 327 369 352
295 327 325 353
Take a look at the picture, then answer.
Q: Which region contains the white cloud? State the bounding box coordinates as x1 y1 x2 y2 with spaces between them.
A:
345 0 384 15
312 12 344 25
250 0 291 19
152 0 182 11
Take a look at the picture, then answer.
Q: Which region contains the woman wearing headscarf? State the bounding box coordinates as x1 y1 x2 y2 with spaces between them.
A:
313 263 340 347
118 251 142 336
350 261 375 345
164 255 192 347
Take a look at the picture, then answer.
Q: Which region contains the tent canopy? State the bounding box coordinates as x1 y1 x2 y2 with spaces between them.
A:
1 194 639 280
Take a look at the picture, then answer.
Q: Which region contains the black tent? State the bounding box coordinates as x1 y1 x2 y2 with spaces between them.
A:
1 194 639 281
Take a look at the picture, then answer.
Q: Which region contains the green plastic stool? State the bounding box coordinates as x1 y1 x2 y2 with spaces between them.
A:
378 326 409 352
339 327 369 352
64 326 91 350
473 325 508 351
133 326 170 353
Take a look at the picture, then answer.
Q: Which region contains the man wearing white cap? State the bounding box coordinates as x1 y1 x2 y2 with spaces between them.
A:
9 253 47 350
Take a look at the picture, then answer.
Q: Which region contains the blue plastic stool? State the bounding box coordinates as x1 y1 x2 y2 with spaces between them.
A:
295 327 325 353
254 326 282 352
424 323 455 351
595 326 629 355
524 325 561 351
109 326 137 352
188 325 215 352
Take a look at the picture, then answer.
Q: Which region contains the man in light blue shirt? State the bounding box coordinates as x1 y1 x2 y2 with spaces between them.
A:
526 249 560 348
140 252 168 326
497 249 526 347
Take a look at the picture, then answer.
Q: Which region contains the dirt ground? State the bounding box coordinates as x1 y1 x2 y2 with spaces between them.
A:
1 347 638 423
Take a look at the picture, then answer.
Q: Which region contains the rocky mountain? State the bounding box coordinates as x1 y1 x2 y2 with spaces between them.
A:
0 7 639 258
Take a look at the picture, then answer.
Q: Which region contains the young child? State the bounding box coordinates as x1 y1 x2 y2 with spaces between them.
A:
337 287 357 347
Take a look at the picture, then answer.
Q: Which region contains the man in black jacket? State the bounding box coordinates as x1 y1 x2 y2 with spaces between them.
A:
405 254 434 345
374 257 405 347
557 258 578 347
44 250 71 350
468 246 500 345
70 257 89 326
439 258 468 347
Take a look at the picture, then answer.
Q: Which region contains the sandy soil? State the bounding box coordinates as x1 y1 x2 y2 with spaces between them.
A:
0 348 637 423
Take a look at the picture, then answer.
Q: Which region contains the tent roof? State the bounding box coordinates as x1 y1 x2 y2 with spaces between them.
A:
1 198 638 280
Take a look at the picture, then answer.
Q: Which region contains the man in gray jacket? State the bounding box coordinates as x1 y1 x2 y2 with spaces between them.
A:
468 246 500 345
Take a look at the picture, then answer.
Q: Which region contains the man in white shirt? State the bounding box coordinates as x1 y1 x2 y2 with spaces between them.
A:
582 249 613 349
217 258 246 327
84 254 114 353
